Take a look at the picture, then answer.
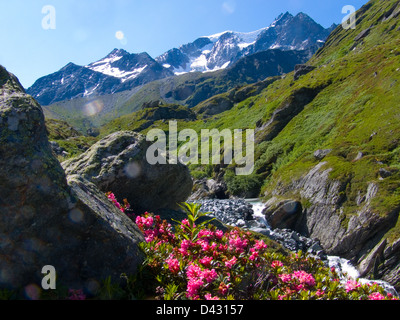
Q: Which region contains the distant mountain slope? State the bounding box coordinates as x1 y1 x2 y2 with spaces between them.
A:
42 48 310 133
27 50 173 106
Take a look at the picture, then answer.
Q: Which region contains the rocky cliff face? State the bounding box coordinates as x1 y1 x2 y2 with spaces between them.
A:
263 161 400 289
0 65 145 293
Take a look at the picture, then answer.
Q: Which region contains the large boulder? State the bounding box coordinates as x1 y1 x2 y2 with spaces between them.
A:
0 65 144 293
62 131 193 214
262 199 303 230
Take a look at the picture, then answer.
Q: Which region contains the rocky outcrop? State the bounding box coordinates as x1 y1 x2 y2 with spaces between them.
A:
0 65 145 293
262 161 400 289
293 64 316 81
189 178 228 201
62 131 193 214
255 82 330 143
263 199 303 230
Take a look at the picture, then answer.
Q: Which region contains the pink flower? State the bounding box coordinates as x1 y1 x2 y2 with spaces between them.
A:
345 279 361 293
271 260 283 268
198 229 214 239
218 282 230 296
215 230 224 239
228 235 248 253
315 289 325 297
249 250 259 261
218 244 228 252
166 258 180 274
205 293 220 300
279 274 292 283
224 256 238 269
179 239 192 256
181 219 195 231
201 269 218 283
292 270 316 287
187 278 204 299
369 292 386 300
187 264 202 280
144 216 154 228
254 240 267 251
199 256 213 267
197 239 210 251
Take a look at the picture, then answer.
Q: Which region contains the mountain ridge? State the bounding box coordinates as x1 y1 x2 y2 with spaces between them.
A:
156 11 335 75
27 11 334 107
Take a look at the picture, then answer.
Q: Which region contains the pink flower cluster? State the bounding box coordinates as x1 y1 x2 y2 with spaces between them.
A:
132 205 398 301
278 270 316 293
345 279 361 292
136 214 175 243
369 292 386 300
292 270 316 287
106 192 130 213
166 257 180 274
227 229 249 253
186 263 218 299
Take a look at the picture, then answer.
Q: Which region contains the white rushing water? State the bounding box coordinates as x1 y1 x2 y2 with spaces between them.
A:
245 199 399 297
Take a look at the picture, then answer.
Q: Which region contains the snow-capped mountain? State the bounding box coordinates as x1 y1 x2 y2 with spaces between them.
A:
28 49 173 106
156 12 335 75
86 49 165 83
27 11 336 106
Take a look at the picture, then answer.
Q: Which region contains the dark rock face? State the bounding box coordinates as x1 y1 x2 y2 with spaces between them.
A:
189 179 229 201
293 64 316 81
255 83 329 143
62 131 193 215
313 149 332 160
0 65 144 292
263 200 303 230
262 162 400 289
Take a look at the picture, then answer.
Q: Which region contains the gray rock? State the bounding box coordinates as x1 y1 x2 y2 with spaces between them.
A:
49 141 66 156
379 168 392 179
354 152 364 161
314 149 332 160
62 131 193 214
0 65 144 292
354 27 371 42
263 200 302 230
293 64 316 81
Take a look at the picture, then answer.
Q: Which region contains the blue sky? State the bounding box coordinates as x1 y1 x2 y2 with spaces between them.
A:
0 0 368 88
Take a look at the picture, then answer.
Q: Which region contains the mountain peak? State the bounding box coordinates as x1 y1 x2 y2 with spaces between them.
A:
295 12 310 18
106 48 130 58
60 62 80 72
273 11 294 25
294 12 318 24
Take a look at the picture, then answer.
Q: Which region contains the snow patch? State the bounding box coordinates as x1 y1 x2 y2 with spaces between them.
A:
86 63 147 82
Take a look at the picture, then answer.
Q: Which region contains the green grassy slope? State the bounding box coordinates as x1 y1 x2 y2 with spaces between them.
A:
97 0 400 223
